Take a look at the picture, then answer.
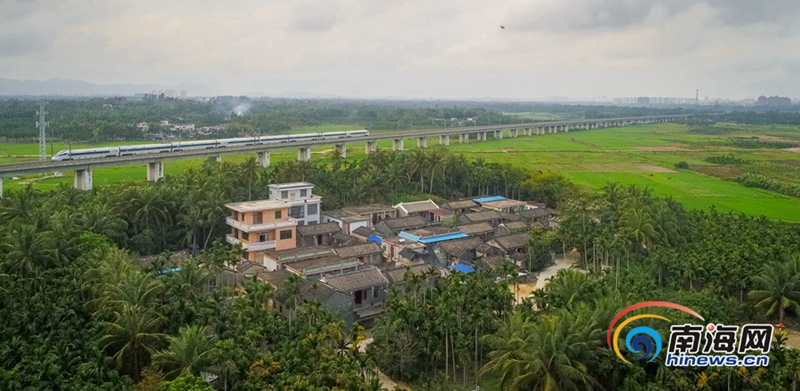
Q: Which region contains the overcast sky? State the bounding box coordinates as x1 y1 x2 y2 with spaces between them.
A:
2 0 799 100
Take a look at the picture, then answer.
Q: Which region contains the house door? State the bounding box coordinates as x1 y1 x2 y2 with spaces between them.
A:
354 290 363 305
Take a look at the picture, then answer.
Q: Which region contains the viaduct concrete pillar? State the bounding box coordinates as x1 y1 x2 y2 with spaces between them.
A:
334 143 346 158
298 147 311 162
147 161 164 182
496 129 504 139
439 135 449 146
460 133 469 143
365 141 378 154
74 168 93 191
392 139 404 151
215 156 222 162
0 178 3 198
257 151 270 167
417 136 428 148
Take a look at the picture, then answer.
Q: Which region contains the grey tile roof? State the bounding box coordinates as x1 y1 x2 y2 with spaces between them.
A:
296 222 341 237
504 221 528 231
457 222 494 235
333 242 383 258
379 215 429 230
499 212 522 222
342 204 396 215
299 280 337 302
442 200 478 210
494 225 512 237
263 246 333 262
323 267 388 292
519 208 552 218
286 255 357 273
491 233 531 251
352 226 377 237
438 237 485 257
463 210 503 223
396 200 439 213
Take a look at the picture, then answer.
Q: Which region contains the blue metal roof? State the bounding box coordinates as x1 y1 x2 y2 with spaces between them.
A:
367 236 382 245
448 264 475 273
418 232 469 244
473 196 506 203
398 232 421 242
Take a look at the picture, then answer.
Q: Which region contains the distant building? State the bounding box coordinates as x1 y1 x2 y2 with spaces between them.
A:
322 204 396 231
756 95 792 107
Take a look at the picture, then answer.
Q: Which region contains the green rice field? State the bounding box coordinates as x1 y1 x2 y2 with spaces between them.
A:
2 123 800 221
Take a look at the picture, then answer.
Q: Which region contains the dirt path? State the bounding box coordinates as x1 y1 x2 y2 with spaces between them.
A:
18 172 64 185
358 337 411 390
534 252 578 290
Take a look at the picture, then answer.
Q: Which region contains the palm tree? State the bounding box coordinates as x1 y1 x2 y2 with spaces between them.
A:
153 324 214 379
1 223 56 276
620 201 656 252
481 308 603 391
178 206 205 254
239 157 261 201
99 303 167 381
748 259 800 324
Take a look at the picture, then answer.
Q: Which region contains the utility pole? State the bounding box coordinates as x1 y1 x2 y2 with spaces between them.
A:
36 101 48 161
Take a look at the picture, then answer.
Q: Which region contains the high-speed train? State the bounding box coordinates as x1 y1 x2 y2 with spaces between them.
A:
51 130 370 161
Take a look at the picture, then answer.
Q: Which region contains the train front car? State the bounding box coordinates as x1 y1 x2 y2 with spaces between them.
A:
51 147 121 161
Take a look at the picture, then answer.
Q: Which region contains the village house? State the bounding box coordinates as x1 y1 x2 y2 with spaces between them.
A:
380 236 426 265
225 199 298 262
333 242 384 266
456 222 495 241
437 236 485 266
517 208 554 228
296 222 341 247
393 199 441 222
351 226 378 242
322 204 397 231
383 264 439 291
477 197 529 214
260 246 333 272
283 255 362 279
440 199 478 215
495 221 529 236
487 233 531 255
320 266 390 325
428 208 455 224
374 215 430 236
457 210 504 227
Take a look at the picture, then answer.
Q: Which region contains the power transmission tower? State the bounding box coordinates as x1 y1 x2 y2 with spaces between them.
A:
36 101 48 161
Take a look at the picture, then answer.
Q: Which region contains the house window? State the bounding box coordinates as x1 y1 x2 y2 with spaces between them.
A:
289 206 304 218
300 189 308 197
241 232 249 241
280 230 292 240
253 212 263 224
232 211 239 221
373 286 380 299
258 233 268 242
307 204 318 215
275 210 282 219
281 190 288 199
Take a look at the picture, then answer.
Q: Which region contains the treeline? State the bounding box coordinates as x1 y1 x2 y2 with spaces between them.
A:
705 155 747 165
737 172 800 199
0 97 694 143
725 138 798 149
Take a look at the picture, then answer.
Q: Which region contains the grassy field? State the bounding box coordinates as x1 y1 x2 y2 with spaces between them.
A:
2 123 800 221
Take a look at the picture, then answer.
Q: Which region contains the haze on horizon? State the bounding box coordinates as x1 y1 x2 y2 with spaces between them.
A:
2 0 799 100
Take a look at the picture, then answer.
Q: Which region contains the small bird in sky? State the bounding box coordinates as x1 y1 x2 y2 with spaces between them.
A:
500 25 505 29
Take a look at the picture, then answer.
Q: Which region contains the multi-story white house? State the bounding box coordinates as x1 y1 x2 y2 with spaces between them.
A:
268 182 322 226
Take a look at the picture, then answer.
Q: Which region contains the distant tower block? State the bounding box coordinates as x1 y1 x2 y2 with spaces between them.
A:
37 101 48 161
